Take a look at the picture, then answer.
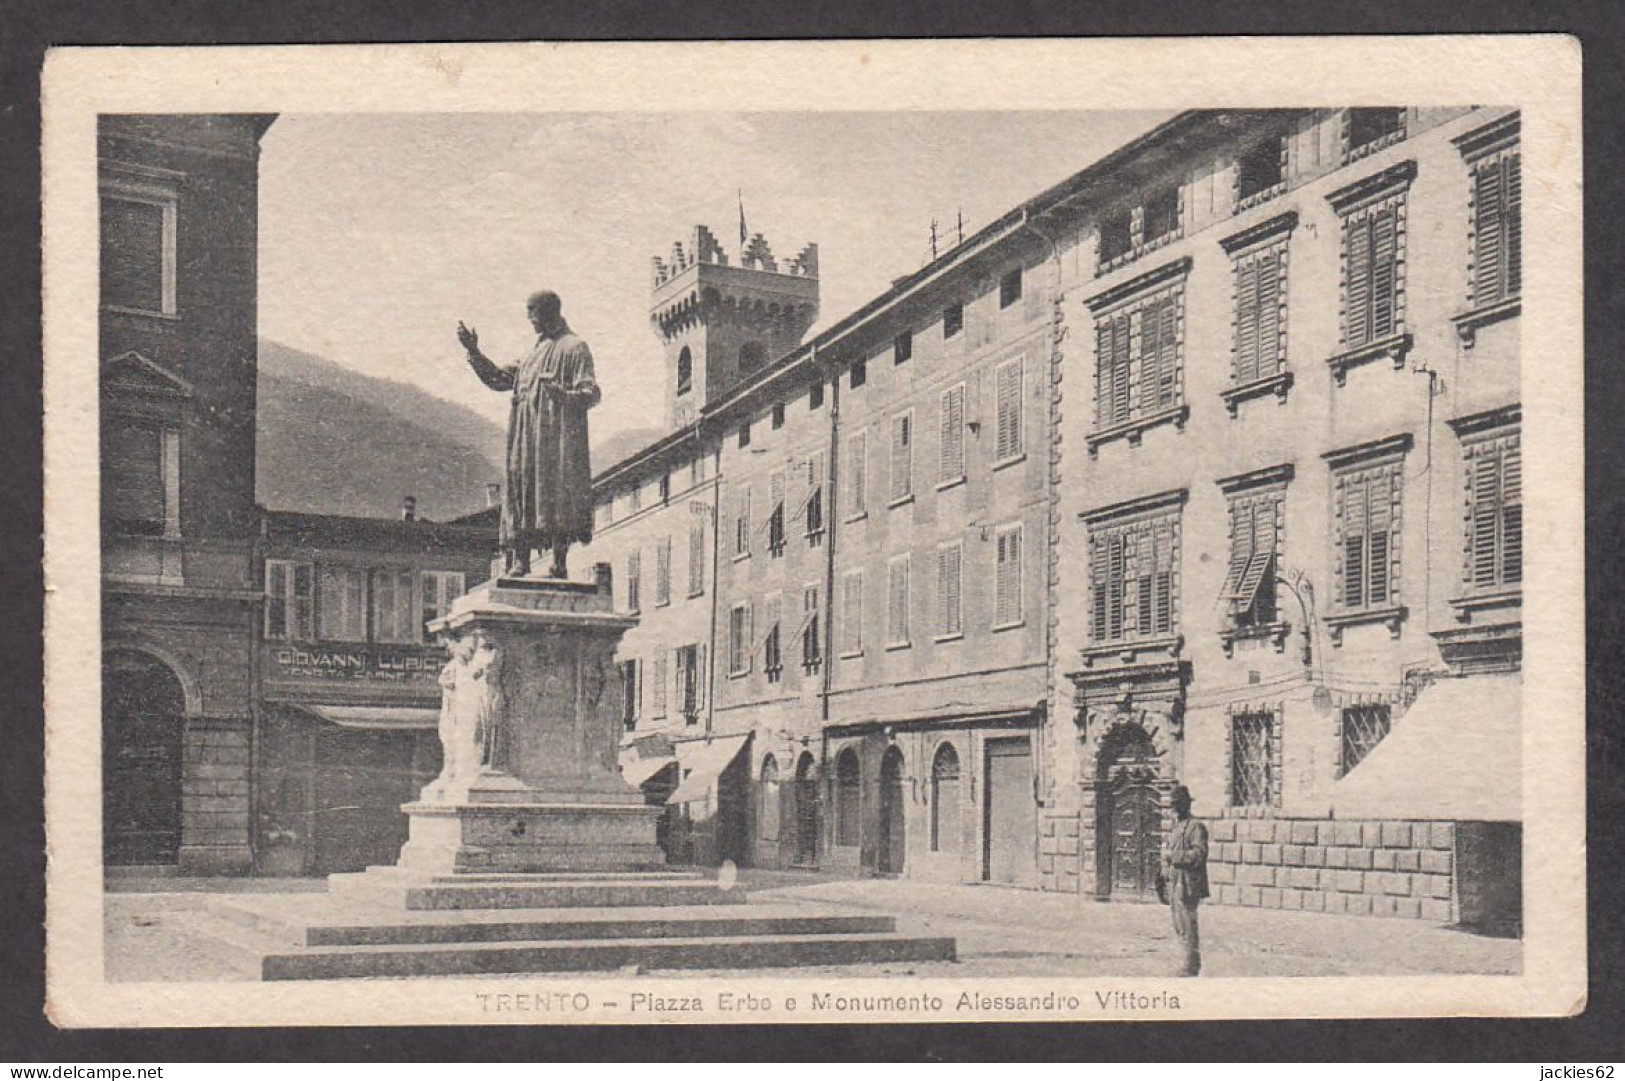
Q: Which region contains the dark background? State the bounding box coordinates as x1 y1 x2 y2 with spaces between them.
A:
3 1 1621 1062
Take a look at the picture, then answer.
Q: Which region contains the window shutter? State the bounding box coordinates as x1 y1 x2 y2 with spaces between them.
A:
1139 297 1178 413
1470 452 1502 588
1235 256 1261 383
1228 500 1255 595
696 645 707 710
995 528 1022 626
940 385 966 482
1367 470 1393 605
1255 249 1282 377
937 545 962 637
266 562 288 639
887 559 909 644
1106 533 1126 640
843 573 863 653
1098 315 1132 427
995 361 1023 461
1502 440 1522 584
1090 537 1107 642
656 535 672 604
1505 153 1522 299
770 470 785 519
1473 159 1505 307
688 518 705 595
293 563 313 640
1345 215 1373 347
848 433 866 514
653 654 668 717
1370 205 1400 341
890 414 913 501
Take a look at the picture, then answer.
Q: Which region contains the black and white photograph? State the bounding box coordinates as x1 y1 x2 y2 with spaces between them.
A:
41 38 1585 1026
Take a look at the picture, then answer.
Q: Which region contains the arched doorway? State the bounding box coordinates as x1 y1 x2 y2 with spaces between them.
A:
878 745 906 875
758 754 781 850
1096 724 1164 901
834 748 861 850
792 752 820 867
103 650 186 865
930 742 961 855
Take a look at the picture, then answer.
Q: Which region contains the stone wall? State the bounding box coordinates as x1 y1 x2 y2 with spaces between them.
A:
180 717 252 874
1206 817 1455 920
1038 809 1081 893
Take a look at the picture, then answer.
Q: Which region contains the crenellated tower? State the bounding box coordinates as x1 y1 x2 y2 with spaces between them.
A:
650 224 819 430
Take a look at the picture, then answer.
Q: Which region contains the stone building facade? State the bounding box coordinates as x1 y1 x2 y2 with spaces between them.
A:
590 107 1522 928
99 114 277 874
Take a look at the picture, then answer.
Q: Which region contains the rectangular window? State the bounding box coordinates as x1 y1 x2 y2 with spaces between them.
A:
772 402 786 430
1470 148 1522 307
890 411 913 503
847 433 867 517
317 565 368 642
738 422 751 449
1340 704 1391 774
801 584 822 671
841 571 864 656
1099 209 1133 266
767 471 786 557
371 568 418 644
629 483 642 513
729 602 753 676
944 302 964 339
1237 136 1286 203
1335 459 1402 611
938 384 966 484
802 452 825 541
1232 242 1287 386
651 654 668 719
849 360 867 390
994 358 1024 462
764 593 783 682
1088 509 1179 644
626 550 642 612
100 190 176 315
677 644 703 722
687 516 706 597
103 420 173 536
894 331 913 365
734 486 751 558
809 381 824 410
1340 196 1405 349
1000 267 1023 309
1463 431 1522 591
420 570 465 636
1142 183 1181 245
1225 490 1282 629
1093 290 1181 431
1346 108 1405 160
619 659 640 731
659 473 671 504
935 543 963 639
264 560 314 641
994 524 1023 628
886 556 910 647
655 535 672 605
1230 711 1275 807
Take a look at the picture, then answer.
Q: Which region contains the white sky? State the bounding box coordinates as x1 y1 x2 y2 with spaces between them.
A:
258 111 1170 444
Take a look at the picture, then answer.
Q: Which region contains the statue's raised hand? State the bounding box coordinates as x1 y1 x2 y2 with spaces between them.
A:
456 321 479 354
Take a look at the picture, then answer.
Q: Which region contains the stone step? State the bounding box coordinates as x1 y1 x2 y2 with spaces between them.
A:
262 931 957 980
402 880 749 910
342 866 705 886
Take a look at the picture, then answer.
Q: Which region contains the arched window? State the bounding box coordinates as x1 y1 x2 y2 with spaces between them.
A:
676 346 693 395
759 755 780 842
931 742 961 854
835 747 861 847
739 340 767 373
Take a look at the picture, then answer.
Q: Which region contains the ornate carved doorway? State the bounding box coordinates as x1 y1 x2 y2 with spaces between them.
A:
1096 724 1163 901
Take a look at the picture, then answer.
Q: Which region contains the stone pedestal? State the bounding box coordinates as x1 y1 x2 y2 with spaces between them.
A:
394 568 664 874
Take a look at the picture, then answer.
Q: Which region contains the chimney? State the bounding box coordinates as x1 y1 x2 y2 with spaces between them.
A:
401 495 418 522
485 483 502 509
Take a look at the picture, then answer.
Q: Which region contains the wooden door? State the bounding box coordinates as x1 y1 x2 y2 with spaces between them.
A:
983 738 1037 886
102 653 185 866
878 747 906 875
1107 782 1162 900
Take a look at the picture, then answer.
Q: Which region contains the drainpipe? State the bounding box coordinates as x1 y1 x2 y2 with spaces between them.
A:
819 345 839 727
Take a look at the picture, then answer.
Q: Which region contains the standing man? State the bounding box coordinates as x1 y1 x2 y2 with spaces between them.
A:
1160 783 1210 976
457 291 600 578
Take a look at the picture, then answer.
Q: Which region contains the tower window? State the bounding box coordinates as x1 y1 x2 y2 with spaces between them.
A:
849 360 867 389
943 302 964 339
739 340 767 373
809 382 825 411
676 346 693 395
894 332 913 365
1000 268 1023 309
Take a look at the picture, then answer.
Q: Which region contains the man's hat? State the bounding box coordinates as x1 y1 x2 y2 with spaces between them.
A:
1169 784 1194 805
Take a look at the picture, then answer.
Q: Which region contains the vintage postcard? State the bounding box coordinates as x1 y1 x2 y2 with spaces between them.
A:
42 37 1585 1027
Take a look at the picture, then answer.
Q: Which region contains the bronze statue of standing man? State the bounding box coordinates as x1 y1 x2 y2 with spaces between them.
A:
457 291 600 578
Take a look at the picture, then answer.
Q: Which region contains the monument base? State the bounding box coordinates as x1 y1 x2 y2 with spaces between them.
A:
397 798 665 874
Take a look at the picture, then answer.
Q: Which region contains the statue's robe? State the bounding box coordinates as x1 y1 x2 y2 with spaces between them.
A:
481 326 600 554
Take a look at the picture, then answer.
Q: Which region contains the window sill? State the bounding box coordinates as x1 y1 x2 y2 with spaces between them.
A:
991 453 1027 474
802 660 824 675
1325 332 1412 386
654 599 670 609
885 640 911 652
1217 620 1292 657
992 619 1025 634
1221 371 1293 416
1325 604 1407 645
933 632 965 645
731 552 751 564
1086 403 1189 455
1343 129 1408 166
1447 588 1521 624
935 475 966 493
1453 297 1520 348
844 511 868 524
104 304 180 322
839 650 864 661
686 589 704 600
1078 633 1183 668
728 669 751 680
888 494 915 510
1233 182 1287 215
1097 229 1184 277
804 530 826 547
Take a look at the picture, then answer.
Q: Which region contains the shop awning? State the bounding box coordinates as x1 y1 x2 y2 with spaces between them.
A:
1332 673 1521 823
667 734 751 806
305 704 440 731
619 751 678 788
